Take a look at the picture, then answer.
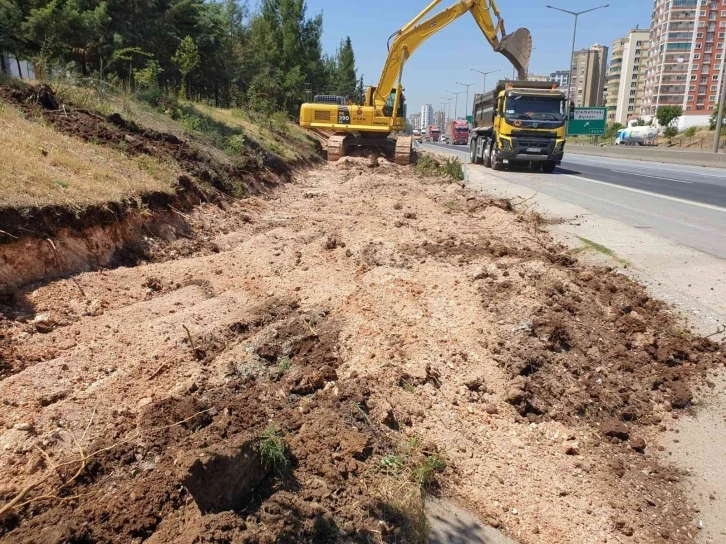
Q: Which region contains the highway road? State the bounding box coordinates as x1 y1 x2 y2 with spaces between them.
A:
422 142 726 259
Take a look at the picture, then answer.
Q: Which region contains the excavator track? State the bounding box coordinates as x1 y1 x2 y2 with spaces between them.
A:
327 135 349 162
394 136 413 166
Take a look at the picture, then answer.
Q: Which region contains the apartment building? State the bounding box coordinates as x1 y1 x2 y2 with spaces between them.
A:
682 0 726 127
433 109 445 128
527 74 552 82
643 0 698 118
409 112 421 130
421 104 433 129
550 70 570 91
571 44 609 106
606 28 650 125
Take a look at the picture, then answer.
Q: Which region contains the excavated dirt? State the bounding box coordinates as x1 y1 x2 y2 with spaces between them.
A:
0 158 723 543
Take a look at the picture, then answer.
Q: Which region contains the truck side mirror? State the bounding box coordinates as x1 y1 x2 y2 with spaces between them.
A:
568 101 575 119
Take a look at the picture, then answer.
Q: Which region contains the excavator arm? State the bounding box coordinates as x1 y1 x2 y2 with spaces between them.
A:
373 0 532 108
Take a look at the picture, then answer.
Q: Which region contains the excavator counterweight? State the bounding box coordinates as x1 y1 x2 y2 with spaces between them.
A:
299 0 532 164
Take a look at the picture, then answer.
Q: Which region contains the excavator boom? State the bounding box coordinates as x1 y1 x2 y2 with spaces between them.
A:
374 0 532 107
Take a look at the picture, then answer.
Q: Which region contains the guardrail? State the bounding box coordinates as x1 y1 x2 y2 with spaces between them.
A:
566 145 726 168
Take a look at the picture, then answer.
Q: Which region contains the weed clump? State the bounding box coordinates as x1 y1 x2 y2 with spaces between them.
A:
414 154 464 181
257 424 289 475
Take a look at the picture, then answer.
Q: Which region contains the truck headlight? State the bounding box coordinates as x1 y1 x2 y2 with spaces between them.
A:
499 138 511 150
554 140 565 153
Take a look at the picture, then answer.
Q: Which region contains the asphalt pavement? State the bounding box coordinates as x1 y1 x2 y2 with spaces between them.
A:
422 142 726 259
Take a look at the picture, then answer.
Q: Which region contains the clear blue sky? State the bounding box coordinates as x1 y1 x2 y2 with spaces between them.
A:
304 0 652 118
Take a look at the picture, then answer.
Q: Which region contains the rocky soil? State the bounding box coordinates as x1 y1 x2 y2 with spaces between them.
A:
0 156 722 543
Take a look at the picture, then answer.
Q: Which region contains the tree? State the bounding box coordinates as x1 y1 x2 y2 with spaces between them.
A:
709 110 725 133
334 36 356 99
656 105 682 129
172 35 199 99
632 118 646 126
605 122 623 139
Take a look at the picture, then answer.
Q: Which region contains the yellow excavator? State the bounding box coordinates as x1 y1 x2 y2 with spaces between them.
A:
299 0 532 165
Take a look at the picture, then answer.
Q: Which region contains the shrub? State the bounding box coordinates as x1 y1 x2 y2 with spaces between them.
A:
663 126 678 138
682 126 697 137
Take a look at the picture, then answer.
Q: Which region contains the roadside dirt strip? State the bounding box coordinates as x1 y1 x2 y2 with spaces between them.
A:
0 157 722 543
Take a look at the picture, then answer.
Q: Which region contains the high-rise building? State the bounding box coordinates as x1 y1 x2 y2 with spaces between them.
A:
606 28 650 125
681 0 726 128
421 104 433 129
550 70 570 91
643 0 698 119
571 44 609 107
433 109 445 128
409 112 422 130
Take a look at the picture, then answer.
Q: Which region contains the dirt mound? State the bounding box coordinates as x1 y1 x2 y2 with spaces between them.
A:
0 307 430 543
0 159 722 543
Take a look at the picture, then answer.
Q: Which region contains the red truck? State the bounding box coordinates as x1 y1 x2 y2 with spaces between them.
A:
426 125 441 142
446 120 469 145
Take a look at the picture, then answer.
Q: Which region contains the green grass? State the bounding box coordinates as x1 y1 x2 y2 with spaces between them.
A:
574 236 630 266
257 424 290 475
411 454 446 489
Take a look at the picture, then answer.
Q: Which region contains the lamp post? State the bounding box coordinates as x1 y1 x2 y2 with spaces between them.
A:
456 82 475 121
546 4 609 100
440 96 453 121
447 90 464 120
470 69 501 95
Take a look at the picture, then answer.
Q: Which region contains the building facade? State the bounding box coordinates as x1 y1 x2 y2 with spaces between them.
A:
550 70 570 91
643 0 698 119
421 104 433 129
433 109 445 128
409 112 421 130
606 28 650 125
571 44 609 106
681 0 726 127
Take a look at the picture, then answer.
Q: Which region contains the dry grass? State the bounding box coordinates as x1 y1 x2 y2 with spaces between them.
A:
0 103 180 209
193 104 317 161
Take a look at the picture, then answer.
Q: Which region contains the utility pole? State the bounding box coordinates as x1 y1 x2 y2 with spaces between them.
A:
547 4 609 100
470 69 501 95
713 33 726 153
447 90 464 120
456 82 475 121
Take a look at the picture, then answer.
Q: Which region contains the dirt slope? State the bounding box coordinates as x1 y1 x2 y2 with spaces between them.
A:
0 157 721 543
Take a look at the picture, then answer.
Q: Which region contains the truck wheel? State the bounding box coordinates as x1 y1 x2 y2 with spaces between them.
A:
491 148 504 170
483 141 492 168
470 140 479 164
542 161 556 173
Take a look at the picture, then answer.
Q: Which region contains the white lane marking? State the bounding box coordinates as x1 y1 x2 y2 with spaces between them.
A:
565 155 726 178
564 174 726 212
609 169 693 184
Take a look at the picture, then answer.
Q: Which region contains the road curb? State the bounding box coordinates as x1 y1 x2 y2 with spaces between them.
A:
567 145 726 168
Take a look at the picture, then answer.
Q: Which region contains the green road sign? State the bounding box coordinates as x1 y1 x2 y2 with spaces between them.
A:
567 107 606 136
466 115 473 123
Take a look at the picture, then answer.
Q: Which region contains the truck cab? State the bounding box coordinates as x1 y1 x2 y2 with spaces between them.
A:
469 80 567 173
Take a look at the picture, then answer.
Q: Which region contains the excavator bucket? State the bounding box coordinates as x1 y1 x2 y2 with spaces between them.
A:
496 27 532 81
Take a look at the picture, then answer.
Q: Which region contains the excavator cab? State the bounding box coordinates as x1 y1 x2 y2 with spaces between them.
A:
383 89 406 119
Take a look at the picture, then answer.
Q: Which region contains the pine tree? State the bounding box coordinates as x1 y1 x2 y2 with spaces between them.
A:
334 36 356 100
172 35 200 99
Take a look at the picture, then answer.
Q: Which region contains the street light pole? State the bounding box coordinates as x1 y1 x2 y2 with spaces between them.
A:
456 82 475 120
546 4 609 101
713 34 726 152
470 69 501 95
448 90 464 120
440 97 453 122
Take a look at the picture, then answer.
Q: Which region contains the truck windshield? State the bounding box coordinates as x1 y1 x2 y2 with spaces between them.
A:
505 95 564 120
454 127 468 132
